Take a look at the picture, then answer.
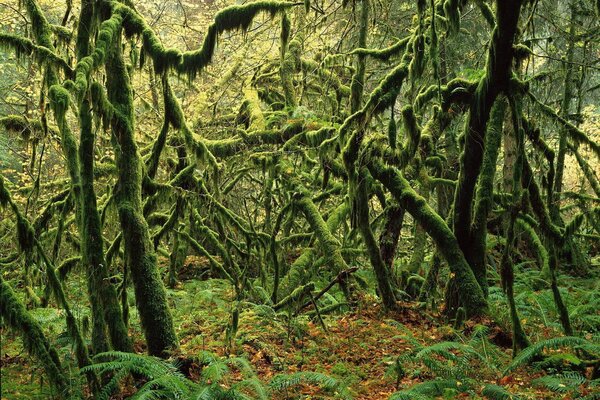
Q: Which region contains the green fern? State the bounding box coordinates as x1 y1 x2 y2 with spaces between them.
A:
482 384 521 400
269 371 352 398
505 336 595 374
388 379 460 400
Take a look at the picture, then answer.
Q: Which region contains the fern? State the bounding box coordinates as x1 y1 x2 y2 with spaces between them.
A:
533 371 588 393
269 371 352 398
505 336 593 374
388 379 460 400
482 384 521 400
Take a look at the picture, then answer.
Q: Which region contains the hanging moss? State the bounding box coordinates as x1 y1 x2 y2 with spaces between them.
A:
388 106 397 149
116 0 293 79
529 92 600 159
280 11 291 59
443 0 461 34
0 277 70 396
516 217 550 276
0 33 73 76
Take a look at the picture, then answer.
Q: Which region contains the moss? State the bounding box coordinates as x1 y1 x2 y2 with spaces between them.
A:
529 92 600 159
469 98 506 295
106 31 178 357
516 217 549 276
443 0 461 34
118 0 293 79
350 0 369 113
0 33 72 76
355 167 398 309
570 144 600 198
274 282 315 310
280 11 291 59
452 0 522 294
0 277 70 396
350 37 410 61
368 158 487 317
474 0 495 27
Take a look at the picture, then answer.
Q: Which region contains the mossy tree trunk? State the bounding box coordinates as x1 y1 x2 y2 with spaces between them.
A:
368 158 487 317
105 31 178 358
76 0 133 354
448 0 522 314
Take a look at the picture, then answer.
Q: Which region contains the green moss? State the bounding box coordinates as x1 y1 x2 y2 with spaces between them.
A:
350 0 369 113
368 158 487 317
0 33 72 76
529 92 600 159
0 277 70 396
106 31 178 357
350 37 410 61
469 98 506 295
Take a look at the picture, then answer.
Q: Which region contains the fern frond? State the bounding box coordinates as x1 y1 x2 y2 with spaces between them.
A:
504 337 590 374
482 384 521 400
389 379 460 400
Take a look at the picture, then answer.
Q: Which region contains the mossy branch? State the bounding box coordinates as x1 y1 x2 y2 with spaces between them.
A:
0 33 73 76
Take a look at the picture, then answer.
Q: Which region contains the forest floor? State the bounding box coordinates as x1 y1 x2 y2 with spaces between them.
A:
1 259 594 399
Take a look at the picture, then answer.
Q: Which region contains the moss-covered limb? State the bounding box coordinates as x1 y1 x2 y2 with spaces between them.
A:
452 0 522 281
72 0 133 353
80 96 133 354
279 200 350 296
106 33 177 358
528 92 600 159
350 37 410 61
0 115 55 140
549 6 577 223
516 217 550 276
521 156 564 245
367 158 487 317
521 158 573 334
474 0 495 28
1 175 96 375
0 276 71 397
0 33 73 76
157 75 217 168
32 187 71 235
146 75 170 180
177 230 230 280
500 204 531 353
468 98 506 295
300 58 351 99
570 144 600 198
350 0 369 113
204 119 320 158
415 78 478 113
152 199 183 249
378 201 405 271
293 191 350 273
273 282 315 311
406 176 430 277
190 209 242 280
280 33 300 108
270 202 292 303
355 167 397 309
114 0 293 79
